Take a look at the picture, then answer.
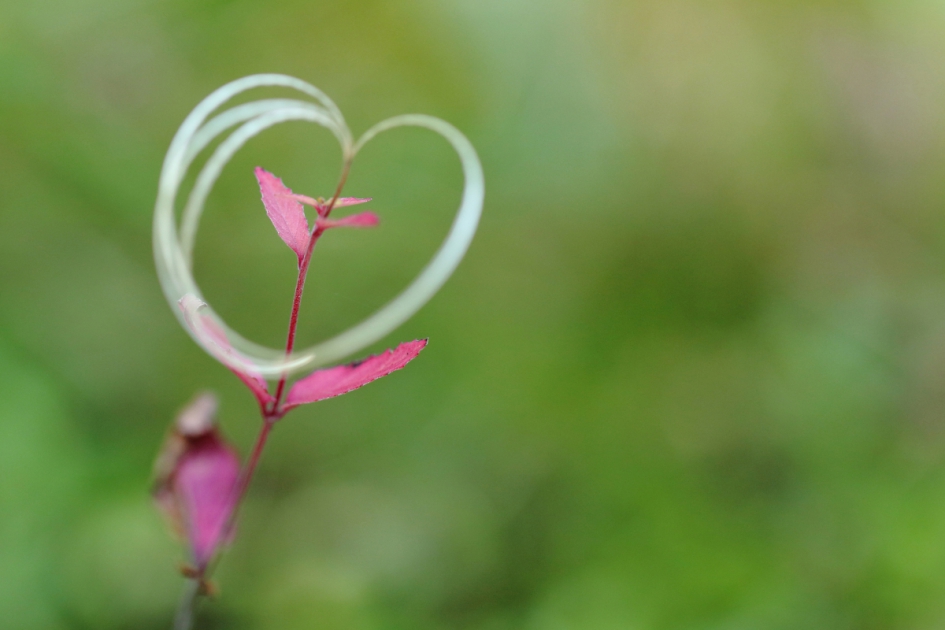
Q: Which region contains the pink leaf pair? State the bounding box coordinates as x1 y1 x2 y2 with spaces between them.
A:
255 168 375 266
179 295 427 413
153 393 241 570
178 170 418 417
232 339 427 413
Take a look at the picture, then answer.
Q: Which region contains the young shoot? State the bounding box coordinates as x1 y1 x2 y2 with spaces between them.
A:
150 74 483 630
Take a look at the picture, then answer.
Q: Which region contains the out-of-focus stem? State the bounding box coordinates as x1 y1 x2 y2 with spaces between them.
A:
173 578 200 630
236 418 274 503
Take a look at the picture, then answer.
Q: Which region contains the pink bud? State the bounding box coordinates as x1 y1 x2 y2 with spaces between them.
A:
174 432 241 568
152 393 241 570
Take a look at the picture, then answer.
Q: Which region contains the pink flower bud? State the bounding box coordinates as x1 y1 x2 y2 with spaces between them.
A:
153 393 241 570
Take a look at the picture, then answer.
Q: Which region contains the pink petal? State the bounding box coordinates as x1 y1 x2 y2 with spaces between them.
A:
174 434 241 568
285 339 427 409
255 167 310 265
179 295 274 407
318 212 380 229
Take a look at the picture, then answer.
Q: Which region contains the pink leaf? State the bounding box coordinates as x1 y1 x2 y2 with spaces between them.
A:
333 197 372 208
320 197 373 219
318 211 380 230
174 432 241 568
179 295 274 408
285 339 427 409
255 167 310 265
292 195 373 218
230 369 274 409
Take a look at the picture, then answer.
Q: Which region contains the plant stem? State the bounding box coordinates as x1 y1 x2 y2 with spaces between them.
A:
238 417 275 498
177 162 355 629
272 225 325 405
271 160 352 408
173 578 201 630
222 415 275 542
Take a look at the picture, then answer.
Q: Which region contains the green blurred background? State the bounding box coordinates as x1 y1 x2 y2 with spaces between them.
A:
4 0 945 628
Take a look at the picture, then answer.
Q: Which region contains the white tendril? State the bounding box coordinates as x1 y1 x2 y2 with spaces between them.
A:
153 74 484 377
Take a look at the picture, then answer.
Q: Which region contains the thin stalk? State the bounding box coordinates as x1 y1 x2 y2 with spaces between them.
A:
175 161 354 630
271 160 352 408
173 578 201 630
271 226 324 406
224 416 275 541
237 417 275 498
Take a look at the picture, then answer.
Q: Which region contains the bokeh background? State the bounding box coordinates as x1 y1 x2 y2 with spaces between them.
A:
4 0 945 628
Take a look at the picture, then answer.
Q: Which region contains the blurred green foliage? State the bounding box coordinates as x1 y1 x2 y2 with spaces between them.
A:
4 0 945 628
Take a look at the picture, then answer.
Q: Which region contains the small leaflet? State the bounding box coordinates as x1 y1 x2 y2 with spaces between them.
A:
332 197 372 208
292 195 373 218
318 211 380 230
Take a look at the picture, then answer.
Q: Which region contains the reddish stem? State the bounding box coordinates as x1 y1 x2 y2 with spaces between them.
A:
271 225 325 406
219 415 274 543
177 164 355 630
230 161 352 518
271 162 352 409
237 417 274 500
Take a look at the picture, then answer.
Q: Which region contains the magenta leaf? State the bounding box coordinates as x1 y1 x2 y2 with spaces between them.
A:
229 368 273 409
285 339 428 410
255 167 310 265
292 195 373 218
232 371 273 409
320 197 373 219
333 197 372 208
179 295 274 408
318 211 380 230
174 432 241 568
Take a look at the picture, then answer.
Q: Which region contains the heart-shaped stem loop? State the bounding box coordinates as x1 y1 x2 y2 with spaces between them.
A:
153 74 484 377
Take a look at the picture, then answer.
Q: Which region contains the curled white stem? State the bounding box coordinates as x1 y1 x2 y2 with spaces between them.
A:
153 74 484 376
